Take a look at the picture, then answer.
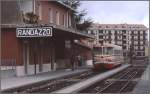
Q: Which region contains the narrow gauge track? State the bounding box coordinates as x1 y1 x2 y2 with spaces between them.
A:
79 66 146 93
2 70 102 93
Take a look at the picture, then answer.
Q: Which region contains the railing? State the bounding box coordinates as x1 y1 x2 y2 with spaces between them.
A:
75 40 93 49
1 59 16 70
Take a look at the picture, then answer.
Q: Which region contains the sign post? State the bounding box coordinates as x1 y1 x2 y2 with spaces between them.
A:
16 27 53 37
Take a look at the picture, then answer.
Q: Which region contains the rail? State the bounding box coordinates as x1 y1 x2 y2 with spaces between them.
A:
118 71 137 93
96 67 132 93
94 66 141 93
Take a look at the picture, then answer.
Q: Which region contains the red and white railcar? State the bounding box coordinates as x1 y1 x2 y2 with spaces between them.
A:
93 43 124 71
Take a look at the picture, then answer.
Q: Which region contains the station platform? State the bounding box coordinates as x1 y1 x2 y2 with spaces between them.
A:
132 63 150 94
0 68 89 91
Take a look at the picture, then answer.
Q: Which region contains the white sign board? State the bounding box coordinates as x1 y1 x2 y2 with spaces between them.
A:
16 27 52 37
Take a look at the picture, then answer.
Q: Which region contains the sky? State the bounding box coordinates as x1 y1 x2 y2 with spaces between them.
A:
78 1 149 41
78 1 149 28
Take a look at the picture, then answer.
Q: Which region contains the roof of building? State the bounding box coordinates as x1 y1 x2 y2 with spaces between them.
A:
89 23 148 31
1 23 94 39
94 43 122 50
56 1 76 11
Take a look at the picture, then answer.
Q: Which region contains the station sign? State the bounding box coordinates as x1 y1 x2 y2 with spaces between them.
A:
16 27 53 37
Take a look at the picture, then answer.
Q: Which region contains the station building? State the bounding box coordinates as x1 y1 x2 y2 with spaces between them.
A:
1 1 94 76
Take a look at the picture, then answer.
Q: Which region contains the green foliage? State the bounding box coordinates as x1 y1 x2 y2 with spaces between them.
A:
63 0 93 31
63 0 80 9
76 18 93 31
23 12 39 24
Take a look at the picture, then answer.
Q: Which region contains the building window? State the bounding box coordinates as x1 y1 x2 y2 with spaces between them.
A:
92 30 95 34
135 46 138 50
66 12 69 27
39 4 42 20
49 8 53 23
65 40 71 49
140 31 143 34
62 14 65 26
99 41 103 44
122 30 126 34
106 36 109 39
140 36 143 40
140 41 143 45
134 31 138 34
143 52 145 56
69 14 71 26
99 35 103 39
140 46 144 50
137 52 141 56
99 30 103 33
56 11 60 25
123 52 126 56
88 30 91 34
134 36 138 40
123 46 126 49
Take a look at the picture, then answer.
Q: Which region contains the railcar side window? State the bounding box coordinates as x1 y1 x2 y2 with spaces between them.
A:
114 50 122 55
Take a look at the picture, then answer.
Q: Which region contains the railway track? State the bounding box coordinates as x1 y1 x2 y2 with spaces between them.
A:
2 70 101 93
79 65 147 93
2 63 147 93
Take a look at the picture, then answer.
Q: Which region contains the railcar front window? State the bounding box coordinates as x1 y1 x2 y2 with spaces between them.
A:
103 47 113 55
94 47 102 55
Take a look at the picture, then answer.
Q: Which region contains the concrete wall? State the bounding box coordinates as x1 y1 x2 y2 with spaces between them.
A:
16 63 56 76
36 1 73 27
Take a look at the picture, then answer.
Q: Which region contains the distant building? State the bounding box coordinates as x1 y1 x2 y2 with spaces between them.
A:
1 1 93 77
87 23 148 59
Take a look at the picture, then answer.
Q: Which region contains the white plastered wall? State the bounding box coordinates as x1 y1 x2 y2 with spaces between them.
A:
16 63 56 77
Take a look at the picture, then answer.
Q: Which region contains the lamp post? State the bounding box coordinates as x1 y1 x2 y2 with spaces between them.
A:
129 44 134 65
92 49 95 67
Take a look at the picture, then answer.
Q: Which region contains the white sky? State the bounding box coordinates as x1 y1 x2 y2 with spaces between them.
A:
78 1 149 28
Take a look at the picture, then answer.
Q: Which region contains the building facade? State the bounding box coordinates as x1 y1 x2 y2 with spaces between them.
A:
88 23 148 59
1 1 93 77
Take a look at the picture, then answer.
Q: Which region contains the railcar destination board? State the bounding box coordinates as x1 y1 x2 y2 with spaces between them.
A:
16 27 53 37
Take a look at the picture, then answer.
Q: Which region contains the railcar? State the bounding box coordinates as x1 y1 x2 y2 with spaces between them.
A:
93 43 124 71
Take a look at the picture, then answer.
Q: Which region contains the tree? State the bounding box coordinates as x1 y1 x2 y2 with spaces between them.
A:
63 0 93 31
23 12 39 24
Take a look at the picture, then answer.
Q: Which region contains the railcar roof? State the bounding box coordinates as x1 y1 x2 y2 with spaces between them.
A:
94 43 122 50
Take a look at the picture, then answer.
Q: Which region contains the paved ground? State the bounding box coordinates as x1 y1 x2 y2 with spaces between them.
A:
132 63 150 94
0 68 89 91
